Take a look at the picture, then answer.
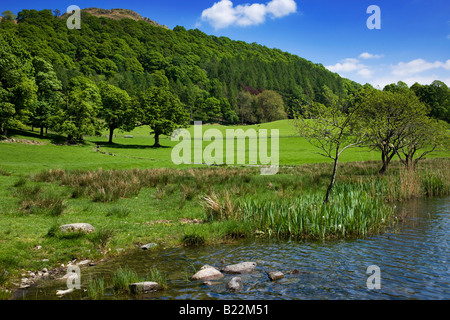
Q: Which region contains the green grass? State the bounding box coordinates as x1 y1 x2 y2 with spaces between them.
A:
0 121 448 290
4 120 448 175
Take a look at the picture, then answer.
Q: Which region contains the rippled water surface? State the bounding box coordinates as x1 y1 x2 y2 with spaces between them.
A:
17 197 449 300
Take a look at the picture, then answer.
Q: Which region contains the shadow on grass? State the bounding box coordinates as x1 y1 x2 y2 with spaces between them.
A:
7 129 89 146
93 142 171 150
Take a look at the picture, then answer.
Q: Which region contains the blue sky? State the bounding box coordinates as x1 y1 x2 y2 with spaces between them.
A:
3 0 450 88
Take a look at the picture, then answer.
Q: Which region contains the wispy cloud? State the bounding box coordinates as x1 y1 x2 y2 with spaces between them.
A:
326 54 450 88
326 58 368 74
201 0 297 29
391 59 450 76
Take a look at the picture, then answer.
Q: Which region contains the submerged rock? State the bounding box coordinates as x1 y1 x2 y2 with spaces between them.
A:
221 262 257 274
191 265 224 281
227 277 243 291
59 223 95 234
129 282 161 294
267 271 284 281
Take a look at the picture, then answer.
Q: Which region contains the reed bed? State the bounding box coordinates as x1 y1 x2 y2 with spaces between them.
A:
237 186 394 240
87 278 105 300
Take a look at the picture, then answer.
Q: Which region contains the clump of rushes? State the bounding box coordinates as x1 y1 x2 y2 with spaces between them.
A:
182 232 206 247
0 167 11 176
147 267 167 289
87 278 106 300
106 206 131 218
17 188 67 217
13 177 27 188
88 228 115 253
0 270 8 286
0 290 12 300
112 267 141 294
202 192 237 222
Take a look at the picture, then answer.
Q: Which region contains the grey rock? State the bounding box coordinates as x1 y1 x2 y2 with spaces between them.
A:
191 265 224 281
141 243 157 250
59 223 95 234
129 282 161 294
221 262 257 274
56 288 74 296
227 277 243 291
268 271 284 281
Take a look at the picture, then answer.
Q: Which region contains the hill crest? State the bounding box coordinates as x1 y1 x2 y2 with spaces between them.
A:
75 7 169 29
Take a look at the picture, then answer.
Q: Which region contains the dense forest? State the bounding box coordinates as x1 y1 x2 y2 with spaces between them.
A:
0 8 449 143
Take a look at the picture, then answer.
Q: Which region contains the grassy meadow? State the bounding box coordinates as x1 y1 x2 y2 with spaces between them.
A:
0 120 449 291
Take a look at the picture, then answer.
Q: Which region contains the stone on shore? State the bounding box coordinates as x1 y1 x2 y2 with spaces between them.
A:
141 243 157 250
191 265 224 281
221 262 257 274
77 260 91 266
59 223 95 234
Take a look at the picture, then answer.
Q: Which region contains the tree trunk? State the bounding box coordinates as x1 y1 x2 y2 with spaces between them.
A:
67 135 75 144
324 156 339 204
153 133 161 148
40 126 44 138
379 150 389 175
379 150 396 175
109 126 115 144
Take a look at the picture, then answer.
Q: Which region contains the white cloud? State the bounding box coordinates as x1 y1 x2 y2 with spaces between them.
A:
326 58 368 73
326 55 450 88
266 0 298 18
201 0 297 29
359 52 384 59
391 59 450 76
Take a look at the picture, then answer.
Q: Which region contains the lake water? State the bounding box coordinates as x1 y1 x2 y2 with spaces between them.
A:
15 197 449 300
